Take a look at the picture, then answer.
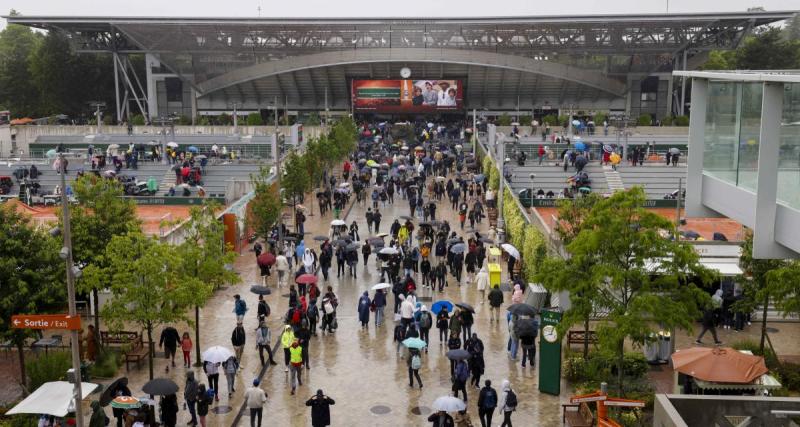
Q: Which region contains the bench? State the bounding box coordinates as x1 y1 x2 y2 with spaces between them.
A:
124 337 148 371
100 331 139 348
562 402 594 427
567 330 598 347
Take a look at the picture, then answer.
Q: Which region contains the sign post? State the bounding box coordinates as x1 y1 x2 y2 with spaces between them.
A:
538 308 563 395
12 314 82 330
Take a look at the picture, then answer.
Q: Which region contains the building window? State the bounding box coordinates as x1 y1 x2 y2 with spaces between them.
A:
777 83 800 209
165 78 183 103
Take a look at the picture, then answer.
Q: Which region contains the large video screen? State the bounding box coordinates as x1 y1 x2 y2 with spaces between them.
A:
352 79 464 113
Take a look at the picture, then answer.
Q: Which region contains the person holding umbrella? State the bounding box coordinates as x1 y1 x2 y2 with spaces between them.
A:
453 358 470 401
427 410 455 427
407 346 424 388
516 317 539 368
436 307 450 343
305 389 335 427
373 288 387 326
107 378 131 427
357 291 371 330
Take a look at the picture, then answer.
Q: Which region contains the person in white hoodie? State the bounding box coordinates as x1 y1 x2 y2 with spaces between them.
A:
302 248 315 274
275 253 289 287
498 379 516 426
475 267 489 303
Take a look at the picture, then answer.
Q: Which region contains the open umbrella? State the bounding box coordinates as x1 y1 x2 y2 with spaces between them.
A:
374 233 389 238
400 215 414 221
250 285 272 296
371 283 392 291
449 243 466 254
257 252 276 267
430 300 454 314
345 243 359 252
446 349 471 360
313 235 329 242
435 176 447 182
515 318 539 338
501 243 520 260
100 377 129 406
202 346 234 364
339 182 350 188
473 174 485 183
379 247 398 255
479 237 495 244
142 378 179 396
403 337 428 349
671 347 768 383
574 141 586 151
507 303 537 317
603 145 613 154
111 396 141 410
366 160 379 168
296 274 318 285
456 302 475 313
46 149 58 159
331 219 346 226
166 142 179 148
187 146 199 153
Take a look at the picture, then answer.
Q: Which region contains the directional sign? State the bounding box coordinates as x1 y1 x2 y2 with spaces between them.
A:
11 314 81 330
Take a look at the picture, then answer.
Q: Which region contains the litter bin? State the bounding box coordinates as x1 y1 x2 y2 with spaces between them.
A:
488 246 502 264
524 283 548 311
643 333 659 363
488 263 502 288
658 331 672 361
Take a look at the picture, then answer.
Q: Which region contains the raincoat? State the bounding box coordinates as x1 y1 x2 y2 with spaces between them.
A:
357 291 371 324
511 284 524 304
281 326 296 349
475 267 489 291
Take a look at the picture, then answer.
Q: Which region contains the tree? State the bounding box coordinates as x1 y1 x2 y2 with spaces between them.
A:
496 113 512 126
249 166 282 240
246 112 264 126
282 152 312 231
537 193 602 359
785 13 800 41
176 202 239 366
0 20 43 117
545 188 711 393
64 175 139 338
87 233 201 380
700 50 734 70
0 204 66 389
734 28 800 70
735 231 788 354
328 117 358 159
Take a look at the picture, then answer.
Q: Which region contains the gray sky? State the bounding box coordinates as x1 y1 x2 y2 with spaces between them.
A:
1 0 797 29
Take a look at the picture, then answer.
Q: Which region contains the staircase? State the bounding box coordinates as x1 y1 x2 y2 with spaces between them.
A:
157 166 176 195
602 165 625 192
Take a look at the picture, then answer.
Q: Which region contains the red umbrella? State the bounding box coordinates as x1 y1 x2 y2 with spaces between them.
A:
671 347 768 383
257 253 276 267
295 274 318 285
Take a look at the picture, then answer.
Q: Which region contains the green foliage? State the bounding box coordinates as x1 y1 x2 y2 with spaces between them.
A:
481 155 499 191
661 116 673 126
303 112 321 126
637 114 653 126
519 115 532 126
130 114 146 126
26 352 71 391
175 115 192 125
0 414 39 427
196 116 210 126
700 50 735 70
328 116 358 157
557 114 570 127
785 13 800 41
703 28 800 71
177 202 239 293
282 151 312 206
564 351 649 384
541 114 558 126
248 166 282 239
246 112 264 126
673 115 689 126
496 113 512 126
593 112 608 125
88 350 121 379
774 363 800 392
216 113 232 125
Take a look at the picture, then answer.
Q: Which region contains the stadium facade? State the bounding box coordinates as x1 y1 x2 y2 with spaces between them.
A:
6 12 795 122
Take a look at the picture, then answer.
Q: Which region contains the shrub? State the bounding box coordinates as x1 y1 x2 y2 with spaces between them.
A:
304 112 321 126
542 114 558 126
216 113 232 125
593 112 608 125
26 352 71 391
673 115 690 126
564 356 588 382
89 350 121 379
637 114 653 126
496 113 512 126
661 115 674 126
130 114 145 126
195 116 210 126
175 115 192 125
775 363 800 392
246 112 263 126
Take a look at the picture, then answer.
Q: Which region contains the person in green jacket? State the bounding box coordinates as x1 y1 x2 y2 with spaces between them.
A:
89 401 107 427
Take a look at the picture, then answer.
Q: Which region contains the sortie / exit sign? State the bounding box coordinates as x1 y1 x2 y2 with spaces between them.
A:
11 314 82 330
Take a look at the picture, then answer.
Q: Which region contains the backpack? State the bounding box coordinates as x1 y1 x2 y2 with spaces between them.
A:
411 354 422 370
483 389 498 409
291 309 301 325
419 312 432 330
455 362 469 382
505 389 518 408
307 304 318 320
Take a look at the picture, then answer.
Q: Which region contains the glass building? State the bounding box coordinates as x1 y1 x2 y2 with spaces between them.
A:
676 71 800 258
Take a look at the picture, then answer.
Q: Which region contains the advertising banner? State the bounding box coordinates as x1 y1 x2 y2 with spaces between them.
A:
352 79 464 113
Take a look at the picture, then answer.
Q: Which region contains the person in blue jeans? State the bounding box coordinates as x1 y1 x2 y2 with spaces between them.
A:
184 371 199 425
507 313 519 360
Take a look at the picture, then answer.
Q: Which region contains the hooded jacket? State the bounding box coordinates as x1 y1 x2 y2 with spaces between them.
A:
499 379 515 411
303 248 315 270
184 371 199 402
89 401 107 427
511 284 524 304
281 326 296 349
475 267 489 291
488 286 504 307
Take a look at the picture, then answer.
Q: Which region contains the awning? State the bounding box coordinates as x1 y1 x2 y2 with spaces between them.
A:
694 374 782 391
6 381 99 417
700 261 742 276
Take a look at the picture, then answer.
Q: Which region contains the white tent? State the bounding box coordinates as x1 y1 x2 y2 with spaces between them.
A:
6 381 99 417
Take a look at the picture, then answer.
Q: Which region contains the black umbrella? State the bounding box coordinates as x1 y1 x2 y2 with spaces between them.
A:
313 235 328 242
250 285 272 296
507 303 537 317
283 236 298 242
400 215 414 221
456 302 475 313
100 377 129 406
333 239 350 246
142 378 179 396
418 221 432 226
479 237 495 244
345 243 359 252
515 318 539 338
446 349 471 360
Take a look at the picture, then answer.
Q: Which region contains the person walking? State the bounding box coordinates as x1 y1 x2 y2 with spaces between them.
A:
245 379 267 427
477 380 498 427
418 305 432 346
447 331 462 378
357 291 371 329
255 320 277 366
518 318 539 368
475 267 489 304
407 348 423 388
202 360 220 401
453 359 469 402
488 285 503 322
436 308 450 343
180 332 193 368
427 411 455 426
231 321 246 362
184 372 199 426
233 294 248 322
289 340 304 395
196 384 214 427
373 289 386 327
257 295 270 320
223 356 239 398
498 380 517 427
449 308 462 341
466 333 485 388
159 394 178 427
306 389 335 427
280 325 295 372
460 308 474 344
696 299 723 345
276 253 289 287
159 326 181 372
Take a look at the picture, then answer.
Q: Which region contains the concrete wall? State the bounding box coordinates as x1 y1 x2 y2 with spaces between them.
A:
654 394 800 426
0 125 11 158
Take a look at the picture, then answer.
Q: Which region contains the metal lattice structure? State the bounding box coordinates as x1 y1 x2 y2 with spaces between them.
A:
6 12 796 115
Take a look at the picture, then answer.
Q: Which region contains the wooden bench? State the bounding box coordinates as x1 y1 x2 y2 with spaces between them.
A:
567 330 598 347
562 402 594 427
100 331 139 348
124 337 148 371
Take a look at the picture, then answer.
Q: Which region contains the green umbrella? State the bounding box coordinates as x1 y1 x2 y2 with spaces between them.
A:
110 396 141 409
366 160 379 168
402 337 427 349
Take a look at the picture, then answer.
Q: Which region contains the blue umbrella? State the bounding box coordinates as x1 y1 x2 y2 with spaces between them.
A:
430 300 453 315
574 141 586 151
402 337 427 349
187 146 199 153
449 243 466 254
473 174 485 183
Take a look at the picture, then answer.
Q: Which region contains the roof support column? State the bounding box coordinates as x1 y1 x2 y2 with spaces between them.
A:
685 77 717 218
145 53 159 120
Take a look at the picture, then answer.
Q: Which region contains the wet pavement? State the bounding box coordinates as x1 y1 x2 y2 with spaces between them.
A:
109 169 571 426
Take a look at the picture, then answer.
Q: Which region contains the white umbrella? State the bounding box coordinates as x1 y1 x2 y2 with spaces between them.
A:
6 381 99 417
501 243 520 259
432 395 466 412
371 283 392 291
166 142 179 148
379 247 398 255
339 182 350 188
202 346 234 364
107 144 120 150
330 219 346 226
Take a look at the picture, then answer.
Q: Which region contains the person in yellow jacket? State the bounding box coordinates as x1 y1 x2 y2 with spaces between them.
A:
398 225 409 246
289 340 304 395
280 325 295 373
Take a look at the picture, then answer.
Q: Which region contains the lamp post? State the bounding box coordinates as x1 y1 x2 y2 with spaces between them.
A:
496 136 505 243
529 173 536 206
